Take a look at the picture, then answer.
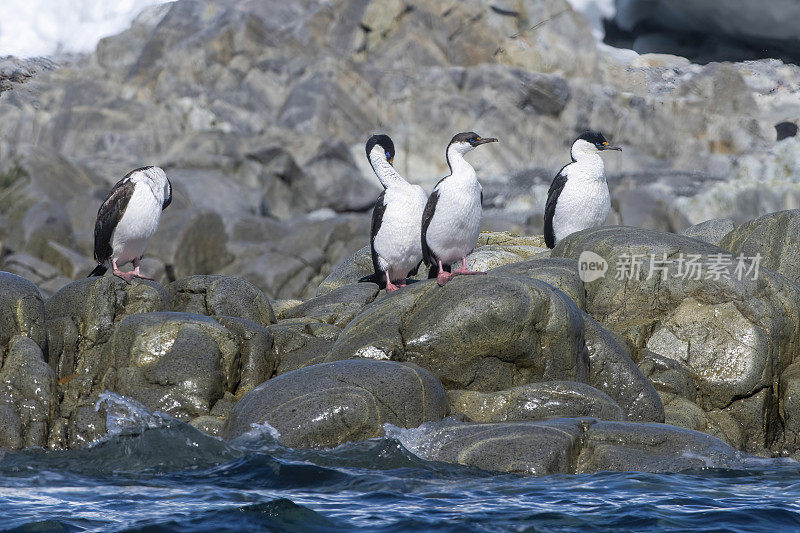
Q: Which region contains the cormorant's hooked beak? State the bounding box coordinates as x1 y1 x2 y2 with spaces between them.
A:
473 137 499 146
599 142 622 151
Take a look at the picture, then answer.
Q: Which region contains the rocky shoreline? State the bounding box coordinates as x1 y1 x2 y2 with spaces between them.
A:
4 211 800 475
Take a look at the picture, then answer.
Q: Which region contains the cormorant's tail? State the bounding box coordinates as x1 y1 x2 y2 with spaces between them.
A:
359 272 386 289
88 264 108 277
427 262 450 279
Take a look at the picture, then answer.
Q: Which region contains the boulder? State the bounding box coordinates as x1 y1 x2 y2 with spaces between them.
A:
582 313 664 422
0 335 56 449
682 218 735 246
146 209 233 280
552 226 800 455
168 275 276 326
110 312 238 420
317 232 550 298
326 275 589 392
316 245 376 296
0 271 46 358
215 316 276 397
222 214 368 299
489 257 585 310
279 282 379 327
614 0 800 63
1 253 69 298
391 418 754 475
448 382 624 423
401 419 584 476
221 359 448 447
575 420 751 474
45 277 168 447
269 321 338 375
719 209 800 283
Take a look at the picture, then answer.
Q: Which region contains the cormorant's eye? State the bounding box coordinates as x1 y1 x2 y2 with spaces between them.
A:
385 151 391 158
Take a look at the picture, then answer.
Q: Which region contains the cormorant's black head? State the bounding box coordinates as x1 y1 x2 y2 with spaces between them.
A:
366 134 395 165
448 131 499 156
571 131 622 160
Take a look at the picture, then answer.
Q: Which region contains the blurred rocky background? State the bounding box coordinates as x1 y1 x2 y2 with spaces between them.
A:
0 0 799 299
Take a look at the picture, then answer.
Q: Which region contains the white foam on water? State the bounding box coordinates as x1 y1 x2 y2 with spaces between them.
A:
246 421 282 441
383 417 464 460
0 0 172 58
94 391 169 440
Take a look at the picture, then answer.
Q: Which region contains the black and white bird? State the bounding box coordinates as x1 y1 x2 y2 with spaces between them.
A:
544 131 621 249
365 134 428 292
421 131 498 286
88 166 172 282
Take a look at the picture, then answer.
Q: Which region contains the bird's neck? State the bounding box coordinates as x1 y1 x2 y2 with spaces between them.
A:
446 146 476 183
572 153 605 181
369 152 405 188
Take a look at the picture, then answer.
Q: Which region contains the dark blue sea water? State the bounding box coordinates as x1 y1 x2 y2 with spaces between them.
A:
2 395 800 532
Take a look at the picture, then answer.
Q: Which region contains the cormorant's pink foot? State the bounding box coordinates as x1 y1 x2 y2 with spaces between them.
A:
437 271 455 286
130 265 154 281
450 257 485 277
385 281 400 293
112 269 135 284
452 268 485 276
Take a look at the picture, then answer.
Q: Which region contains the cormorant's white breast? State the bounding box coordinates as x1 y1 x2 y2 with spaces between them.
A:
89 166 171 282
544 131 621 249
421 131 498 286
365 134 428 292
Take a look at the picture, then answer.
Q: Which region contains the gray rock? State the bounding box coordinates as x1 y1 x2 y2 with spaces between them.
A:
407 419 584 476
582 313 664 422
719 209 800 283
576 420 750 474
222 214 368 299
326 275 589 392
552 225 800 454
44 276 169 447
269 322 336 375
394 418 753 475
168 275 275 326
490 257 585 310
316 245 376 296
1 253 64 293
318 232 549 297
221 359 448 447
614 0 800 63
110 312 238 420
0 271 46 358
146 209 233 280
682 218 735 246
296 141 381 213
0 336 56 449
448 382 624 423
279 282 379 327
215 316 276 397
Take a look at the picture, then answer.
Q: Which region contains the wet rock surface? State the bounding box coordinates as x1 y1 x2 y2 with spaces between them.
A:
1 220 800 475
448 382 624 423
552 225 800 455
1 0 800 477
392 418 753 475
325 274 589 391
221 359 449 448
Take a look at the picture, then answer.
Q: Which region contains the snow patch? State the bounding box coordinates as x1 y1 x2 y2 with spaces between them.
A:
0 0 172 58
